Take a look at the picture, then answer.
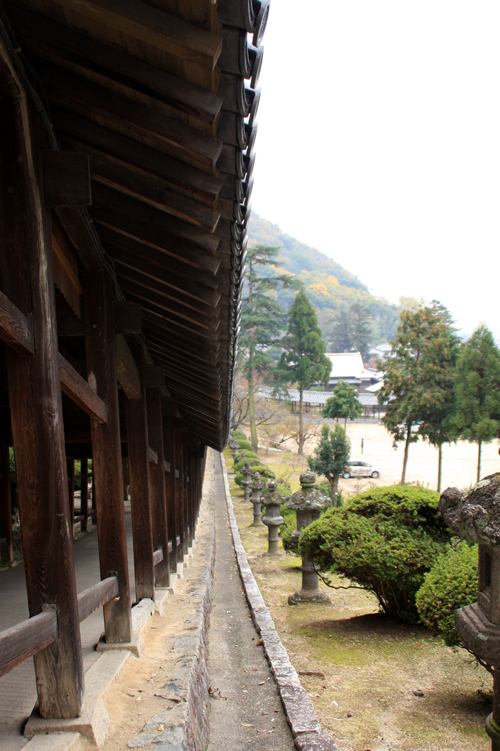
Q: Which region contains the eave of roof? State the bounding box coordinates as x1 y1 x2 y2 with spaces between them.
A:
3 0 269 451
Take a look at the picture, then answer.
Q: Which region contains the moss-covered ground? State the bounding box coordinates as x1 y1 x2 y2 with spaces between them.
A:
224 447 492 751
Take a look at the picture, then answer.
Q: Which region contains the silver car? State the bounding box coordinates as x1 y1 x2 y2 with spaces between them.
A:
343 459 381 479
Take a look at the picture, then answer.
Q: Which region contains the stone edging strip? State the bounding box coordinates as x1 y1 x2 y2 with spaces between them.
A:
220 452 339 751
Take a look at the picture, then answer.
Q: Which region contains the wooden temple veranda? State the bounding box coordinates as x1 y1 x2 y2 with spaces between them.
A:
0 0 266 723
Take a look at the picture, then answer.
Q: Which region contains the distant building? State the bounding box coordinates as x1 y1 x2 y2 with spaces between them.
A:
324 352 380 394
367 343 392 369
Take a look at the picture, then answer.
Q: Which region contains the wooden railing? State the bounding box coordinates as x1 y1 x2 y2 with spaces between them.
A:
0 575 118 679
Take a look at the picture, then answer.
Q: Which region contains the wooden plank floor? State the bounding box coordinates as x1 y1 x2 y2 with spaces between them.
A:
0 506 137 750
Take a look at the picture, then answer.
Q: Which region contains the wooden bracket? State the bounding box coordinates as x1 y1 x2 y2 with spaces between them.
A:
43 152 91 207
116 334 141 399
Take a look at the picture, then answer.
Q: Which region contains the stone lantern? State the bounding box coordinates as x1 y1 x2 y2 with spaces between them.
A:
229 438 239 461
440 473 500 751
250 471 266 527
287 470 331 605
262 479 285 554
241 462 253 503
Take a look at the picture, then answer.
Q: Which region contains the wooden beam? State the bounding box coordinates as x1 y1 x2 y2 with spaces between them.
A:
52 213 82 317
42 151 91 207
7 3 222 123
152 548 163 567
115 265 218 321
115 334 141 400
37 60 223 168
0 611 58 679
84 269 132 643
148 447 158 465
58 353 108 423
89 154 219 232
54 206 101 271
91 205 220 274
77 576 119 623
0 291 34 355
56 110 222 208
45 0 222 70
107 243 221 306
118 280 220 335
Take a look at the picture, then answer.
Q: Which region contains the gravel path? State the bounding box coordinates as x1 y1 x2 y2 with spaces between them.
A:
207 460 295 751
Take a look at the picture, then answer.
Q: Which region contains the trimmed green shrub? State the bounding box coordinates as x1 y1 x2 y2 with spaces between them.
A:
280 514 298 552
298 485 450 623
416 543 478 646
234 465 275 487
236 439 254 452
234 454 261 474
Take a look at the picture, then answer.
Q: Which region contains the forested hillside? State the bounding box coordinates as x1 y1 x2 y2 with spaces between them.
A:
247 214 401 347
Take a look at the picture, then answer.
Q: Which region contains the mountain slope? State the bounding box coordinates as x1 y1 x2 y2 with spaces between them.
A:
247 214 401 345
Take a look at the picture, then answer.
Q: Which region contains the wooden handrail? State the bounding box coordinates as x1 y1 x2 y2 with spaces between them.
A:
153 548 163 567
0 610 57 678
77 576 119 623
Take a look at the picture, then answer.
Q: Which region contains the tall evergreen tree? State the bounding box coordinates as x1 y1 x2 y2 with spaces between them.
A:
454 324 500 482
415 303 461 491
349 302 371 361
378 300 460 485
308 423 351 503
330 302 371 361
322 380 363 429
239 245 298 451
277 290 331 455
330 307 351 352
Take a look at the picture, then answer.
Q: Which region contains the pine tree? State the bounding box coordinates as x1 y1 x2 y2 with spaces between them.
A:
378 300 460 485
307 423 351 503
454 324 500 482
322 380 363 429
239 245 298 451
277 290 331 455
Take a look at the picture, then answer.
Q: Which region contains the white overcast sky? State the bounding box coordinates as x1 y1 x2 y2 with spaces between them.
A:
251 1 500 339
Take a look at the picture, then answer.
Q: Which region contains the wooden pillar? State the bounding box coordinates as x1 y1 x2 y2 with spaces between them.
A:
125 389 155 602
146 384 170 588
0 97 84 717
80 458 89 532
174 424 187 560
84 269 132 643
185 448 193 548
67 458 75 535
0 444 13 565
163 415 178 570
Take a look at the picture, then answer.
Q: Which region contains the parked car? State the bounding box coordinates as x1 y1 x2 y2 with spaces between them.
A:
343 459 381 479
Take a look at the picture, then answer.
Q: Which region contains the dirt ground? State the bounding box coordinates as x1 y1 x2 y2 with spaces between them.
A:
259 419 500 495
227 421 497 751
